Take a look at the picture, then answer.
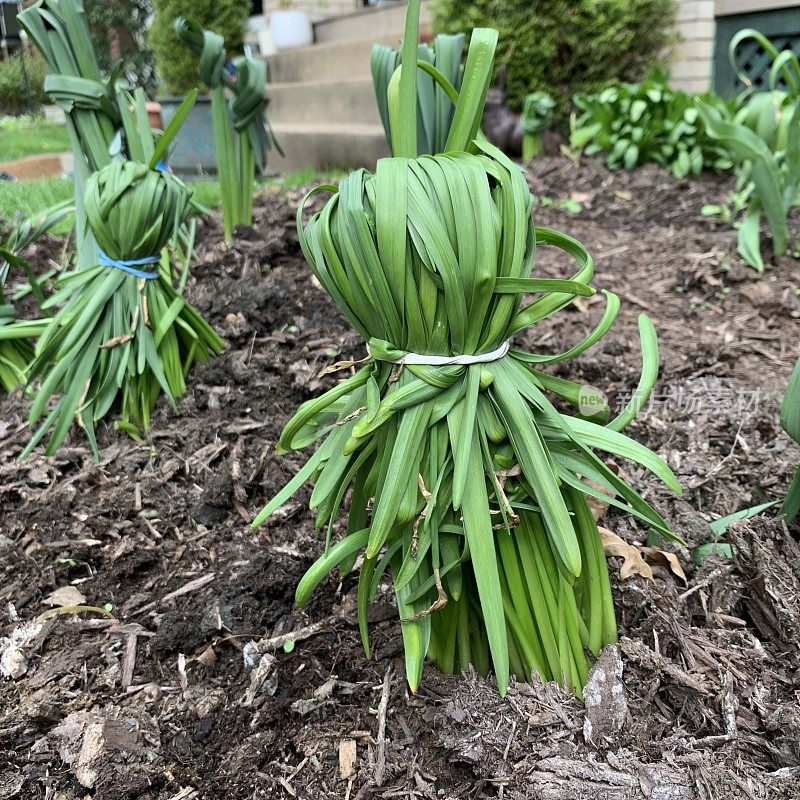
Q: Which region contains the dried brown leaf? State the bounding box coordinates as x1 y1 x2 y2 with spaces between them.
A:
43 586 87 608
643 547 688 584
599 527 653 581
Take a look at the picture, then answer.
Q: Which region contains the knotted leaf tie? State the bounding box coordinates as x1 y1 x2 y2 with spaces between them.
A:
174 18 276 171
98 251 160 280
367 339 511 366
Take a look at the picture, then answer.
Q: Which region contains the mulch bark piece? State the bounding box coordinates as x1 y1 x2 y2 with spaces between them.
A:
0 162 798 799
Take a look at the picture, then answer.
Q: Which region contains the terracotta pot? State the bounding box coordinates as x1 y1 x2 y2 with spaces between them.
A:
146 101 163 129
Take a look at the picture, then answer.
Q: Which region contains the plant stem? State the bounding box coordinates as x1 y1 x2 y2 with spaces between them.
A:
211 87 237 244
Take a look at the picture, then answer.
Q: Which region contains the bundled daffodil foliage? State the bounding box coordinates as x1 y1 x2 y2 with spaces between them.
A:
372 31 464 156
254 0 681 695
19 0 122 266
521 91 555 161
21 154 222 458
175 17 281 244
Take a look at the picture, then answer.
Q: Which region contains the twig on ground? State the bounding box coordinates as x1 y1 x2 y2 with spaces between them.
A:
252 616 332 653
503 719 517 760
621 637 712 696
167 789 198 800
121 631 138 690
129 572 216 616
678 565 735 602
374 665 392 786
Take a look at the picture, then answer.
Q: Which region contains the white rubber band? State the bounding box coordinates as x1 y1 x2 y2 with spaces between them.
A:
369 340 511 366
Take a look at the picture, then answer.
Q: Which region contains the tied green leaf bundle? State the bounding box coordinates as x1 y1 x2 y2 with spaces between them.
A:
372 32 464 155
175 17 281 245
21 161 222 458
521 91 555 161
781 358 800 523
0 202 73 391
19 0 122 264
18 0 118 175
254 0 680 696
571 70 735 178
697 30 800 272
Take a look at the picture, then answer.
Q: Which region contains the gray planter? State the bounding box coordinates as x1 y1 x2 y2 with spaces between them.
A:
159 95 217 175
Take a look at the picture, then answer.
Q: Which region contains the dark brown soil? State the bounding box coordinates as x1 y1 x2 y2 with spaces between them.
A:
1 159 799 800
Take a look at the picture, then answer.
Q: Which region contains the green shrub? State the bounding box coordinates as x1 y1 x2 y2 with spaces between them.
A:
433 0 679 119
149 0 250 96
571 71 736 178
84 0 156 97
0 51 48 116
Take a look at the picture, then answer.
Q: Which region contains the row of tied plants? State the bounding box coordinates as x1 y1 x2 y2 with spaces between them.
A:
0 0 795 699
0 0 672 696
0 0 282 454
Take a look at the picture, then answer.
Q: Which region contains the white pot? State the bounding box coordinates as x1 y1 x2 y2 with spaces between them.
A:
270 10 313 50
258 28 277 57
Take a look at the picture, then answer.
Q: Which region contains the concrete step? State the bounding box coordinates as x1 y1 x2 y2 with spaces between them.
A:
269 122 389 173
265 34 402 83
267 77 382 126
314 0 432 44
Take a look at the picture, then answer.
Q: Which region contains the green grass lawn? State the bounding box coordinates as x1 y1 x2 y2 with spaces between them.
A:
0 119 71 161
0 170 345 233
0 176 74 231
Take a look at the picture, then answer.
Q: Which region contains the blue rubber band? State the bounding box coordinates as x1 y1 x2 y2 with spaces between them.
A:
99 250 161 280
155 161 170 173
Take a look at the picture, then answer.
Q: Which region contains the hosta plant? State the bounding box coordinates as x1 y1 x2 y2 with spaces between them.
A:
372 31 464 155
698 30 800 272
571 70 734 178
255 0 681 696
175 17 281 245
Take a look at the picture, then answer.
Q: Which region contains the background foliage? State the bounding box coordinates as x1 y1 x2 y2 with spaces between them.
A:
84 0 156 97
0 51 48 116
433 0 679 119
149 0 251 96
571 71 736 178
